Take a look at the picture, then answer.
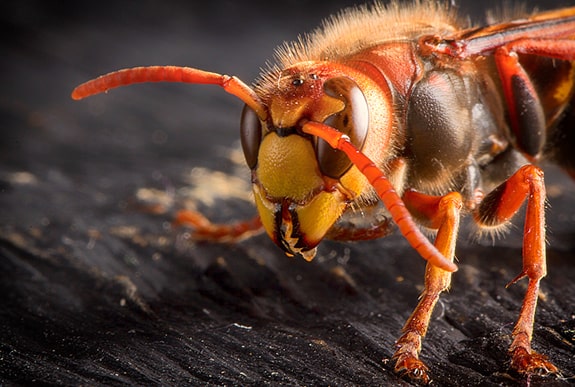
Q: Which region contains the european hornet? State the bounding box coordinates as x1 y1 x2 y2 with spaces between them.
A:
72 1 575 383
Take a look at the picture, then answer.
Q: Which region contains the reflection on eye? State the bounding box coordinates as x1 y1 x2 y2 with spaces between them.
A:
316 77 369 178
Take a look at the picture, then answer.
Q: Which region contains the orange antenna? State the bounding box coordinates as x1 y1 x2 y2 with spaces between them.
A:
302 121 457 273
71 66 267 120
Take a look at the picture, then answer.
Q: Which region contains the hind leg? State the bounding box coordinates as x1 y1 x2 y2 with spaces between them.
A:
474 164 558 375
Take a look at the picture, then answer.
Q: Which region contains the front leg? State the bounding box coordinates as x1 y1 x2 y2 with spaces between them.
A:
175 210 263 243
474 164 558 376
393 190 463 384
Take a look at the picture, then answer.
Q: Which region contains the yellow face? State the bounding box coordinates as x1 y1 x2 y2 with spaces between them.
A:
240 62 374 260
253 133 349 260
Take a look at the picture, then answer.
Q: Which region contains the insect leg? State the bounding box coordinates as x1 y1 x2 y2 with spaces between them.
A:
474 164 558 375
494 47 545 159
393 190 462 383
493 39 575 160
175 210 263 243
325 201 393 241
325 217 393 241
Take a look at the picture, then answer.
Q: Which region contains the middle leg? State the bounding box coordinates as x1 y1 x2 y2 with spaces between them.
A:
392 190 463 383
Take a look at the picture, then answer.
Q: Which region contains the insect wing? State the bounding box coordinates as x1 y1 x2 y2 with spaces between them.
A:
443 7 575 57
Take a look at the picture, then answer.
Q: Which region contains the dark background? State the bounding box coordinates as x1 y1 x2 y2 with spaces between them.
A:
1 0 574 385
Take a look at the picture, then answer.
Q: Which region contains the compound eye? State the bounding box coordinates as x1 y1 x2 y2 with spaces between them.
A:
316 77 369 178
240 104 262 169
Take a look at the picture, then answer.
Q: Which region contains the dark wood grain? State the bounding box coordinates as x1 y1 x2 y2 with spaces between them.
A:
1 1 574 385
